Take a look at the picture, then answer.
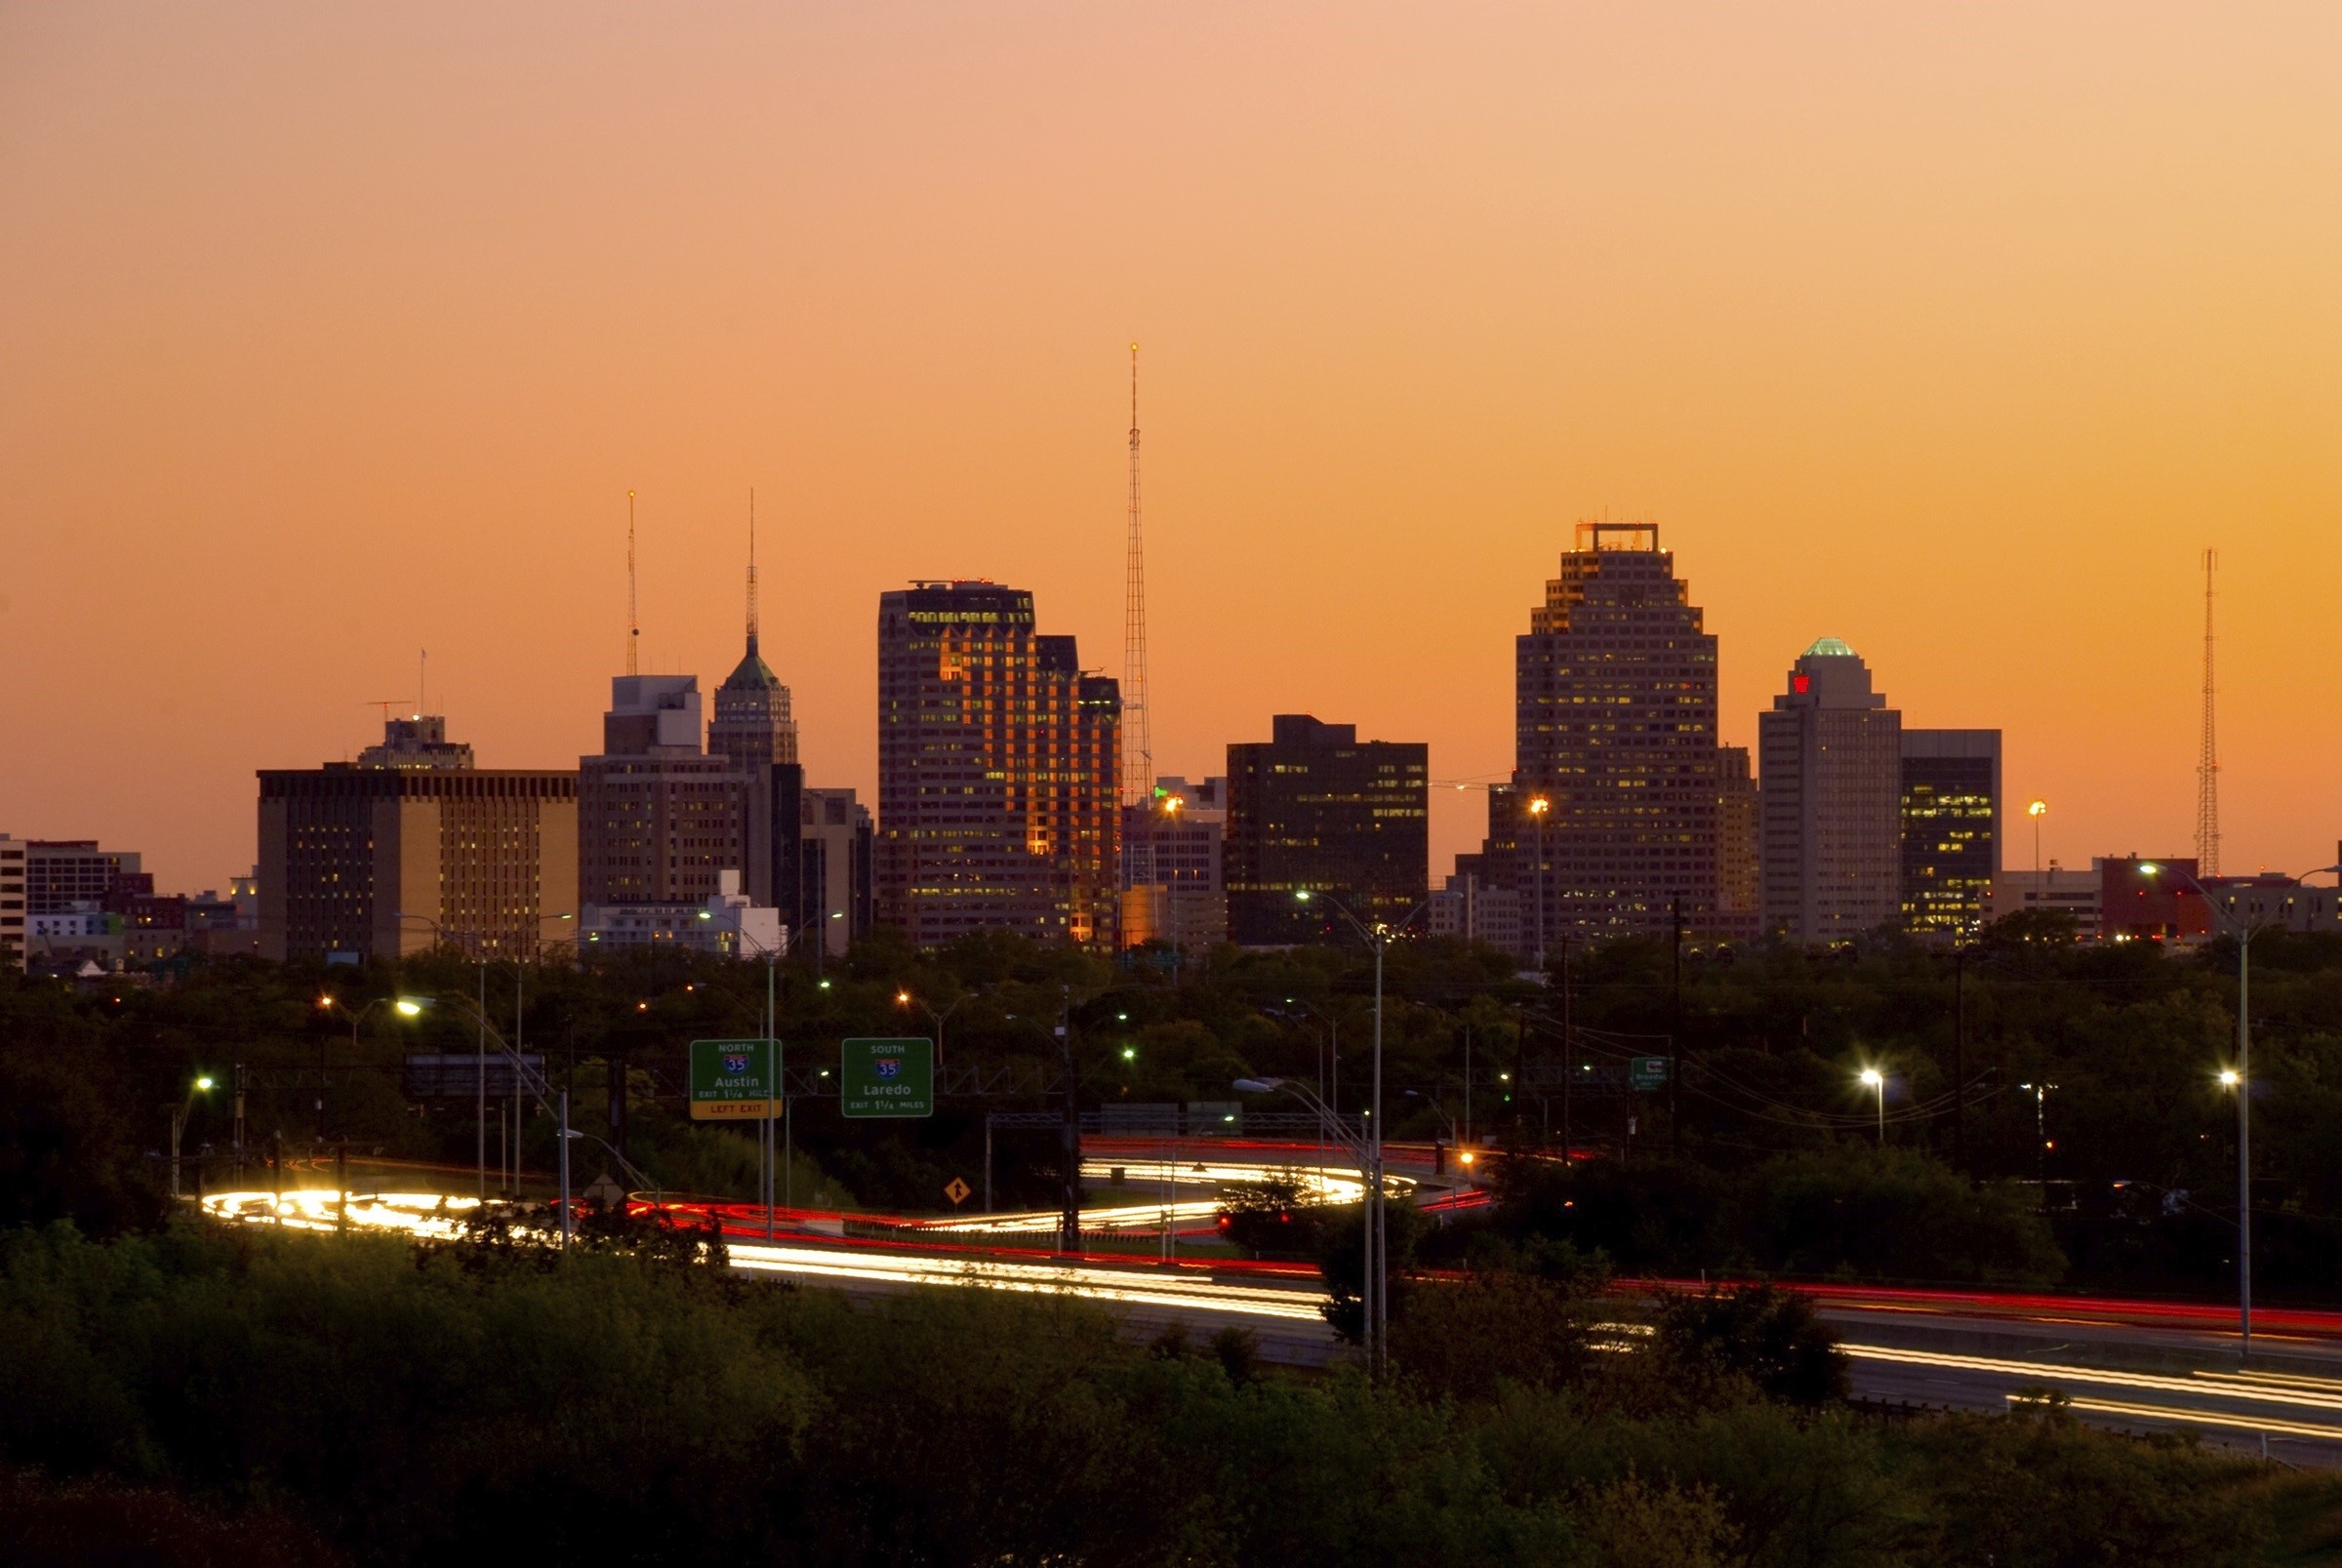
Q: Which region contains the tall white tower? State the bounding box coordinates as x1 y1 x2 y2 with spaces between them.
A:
1121 343 1151 806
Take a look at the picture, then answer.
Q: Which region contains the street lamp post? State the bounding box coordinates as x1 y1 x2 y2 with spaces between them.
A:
2017 1080 2057 1190
170 1074 216 1199
896 989 967 1065
2140 859 2340 1363
1290 887 1434 1379
1527 794 1552 975
2028 799 2047 874
1234 1074 1378 1357
1858 1067 1885 1146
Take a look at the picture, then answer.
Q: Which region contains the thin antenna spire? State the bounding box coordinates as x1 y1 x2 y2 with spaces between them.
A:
1121 342 1151 808
626 489 640 676
418 649 427 716
746 487 760 655
2196 546 2220 875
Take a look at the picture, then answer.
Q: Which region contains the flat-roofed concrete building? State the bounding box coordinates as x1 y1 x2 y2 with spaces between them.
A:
1759 638 1903 943
23 841 142 916
0 836 24 971
1716 745 1760 940
1120 774 1228 954
258 715 578 961
1985 864 2103 930
579 675 751 909
875 581 1120 949
1227 716 1428 945
798 787 874 958
1901 729 2001 936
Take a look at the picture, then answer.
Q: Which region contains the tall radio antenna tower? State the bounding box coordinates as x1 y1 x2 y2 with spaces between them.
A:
1121 342 1151 807
746 487 759 653
2196 546 2220 874
626 489 640 676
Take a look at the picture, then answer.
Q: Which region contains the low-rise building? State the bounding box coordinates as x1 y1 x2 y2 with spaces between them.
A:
581 869 786 959
1985 864 2103 930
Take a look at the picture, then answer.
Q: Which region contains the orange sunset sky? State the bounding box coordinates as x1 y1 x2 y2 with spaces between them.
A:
4 4 2339 896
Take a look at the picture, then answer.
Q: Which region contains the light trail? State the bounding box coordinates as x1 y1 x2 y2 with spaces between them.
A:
725 1239 1328 1321
1849 1345 2342 1417
2008 1394 2342 1441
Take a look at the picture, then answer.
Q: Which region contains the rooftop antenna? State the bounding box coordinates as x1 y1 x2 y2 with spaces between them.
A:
418 649 426 717
626 489 640 676
1121 342 1151 807
2196 547 2220 875
746 487 759 656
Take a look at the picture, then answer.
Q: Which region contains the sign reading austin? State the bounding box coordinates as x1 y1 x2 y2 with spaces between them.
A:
841 1037 935 1118
689 1039 779 1121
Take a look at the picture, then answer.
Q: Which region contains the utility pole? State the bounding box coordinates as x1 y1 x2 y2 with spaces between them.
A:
1952 944 1966 1172
1559 934 1572 1160
1670 897 1683 1157
1057 989 1081 1255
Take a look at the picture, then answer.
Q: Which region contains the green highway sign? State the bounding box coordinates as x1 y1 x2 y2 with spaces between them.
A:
689 1039 779 1122
841 1037 934 1118
1630 1056 1672 1092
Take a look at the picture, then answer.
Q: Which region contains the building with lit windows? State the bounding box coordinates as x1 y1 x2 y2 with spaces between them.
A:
0 836 24 971
258 715 577 962
582 869 785 958
1226 715 1427 945
875 582 1120 948
579 675 751 909
1758 638 1903 942
1900 729 2000 936
1120 775 1228 953
1474 522 1723 941
1716 744 1760 939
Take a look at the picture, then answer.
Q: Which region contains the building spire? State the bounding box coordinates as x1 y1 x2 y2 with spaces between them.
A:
747 487 760 657
626 489 640 676
2197 546 2220 875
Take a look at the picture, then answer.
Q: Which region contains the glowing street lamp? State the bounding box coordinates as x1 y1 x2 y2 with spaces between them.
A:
170 1073 215 1199
1527 795 1553 973
2027 800 2048 873
1858 1067 1885 1145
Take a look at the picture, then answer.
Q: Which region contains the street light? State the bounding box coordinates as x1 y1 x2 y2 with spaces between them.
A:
169 1074 216 1199
1526 794 1552 974
2027 800 2047 874
1234 1074 1381 1353
316 994 425 1142
1287 885 1435 1379
896 988 967 1065
1857 1067 1884 1146
2138 858 2341 1363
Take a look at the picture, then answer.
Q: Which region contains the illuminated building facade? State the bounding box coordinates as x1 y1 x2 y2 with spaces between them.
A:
1226 715 1428 945
875 582 1120 948
258 715 578 961
1479 522 1721 941
0 836 23 971
1716 744 1760 938
1119 774 1227 953
1899 729 2000 936
1758 638 1903 942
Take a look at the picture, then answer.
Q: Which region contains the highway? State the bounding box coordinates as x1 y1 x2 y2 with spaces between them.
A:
197 1139 2342 1466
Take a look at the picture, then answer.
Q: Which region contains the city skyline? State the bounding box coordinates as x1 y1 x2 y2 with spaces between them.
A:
6 5 2342 893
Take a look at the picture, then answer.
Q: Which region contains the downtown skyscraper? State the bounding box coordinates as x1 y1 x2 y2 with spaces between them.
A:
875 582 1120 948
1474 523 1720 943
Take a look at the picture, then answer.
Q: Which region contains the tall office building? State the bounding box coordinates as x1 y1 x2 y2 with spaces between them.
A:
258 715 578 961
579 675 751 909
1478 523 1721 941
1900 729 2001 936
1120 775 1228 954
1226 715 1428 945
707 604 801 912
798 787 875 958
0 836 24 972
1716 744 1760 938
1758 638 1903 942
875 582 1120 948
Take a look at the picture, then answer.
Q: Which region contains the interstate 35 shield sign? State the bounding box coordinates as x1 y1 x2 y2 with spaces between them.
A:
841 1037 934 1118
689 1039 778 1121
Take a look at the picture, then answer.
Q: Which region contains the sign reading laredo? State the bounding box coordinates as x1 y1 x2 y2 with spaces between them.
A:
841 1037 934 1118
689 1039 778 1121
1630 1055 1672 1092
